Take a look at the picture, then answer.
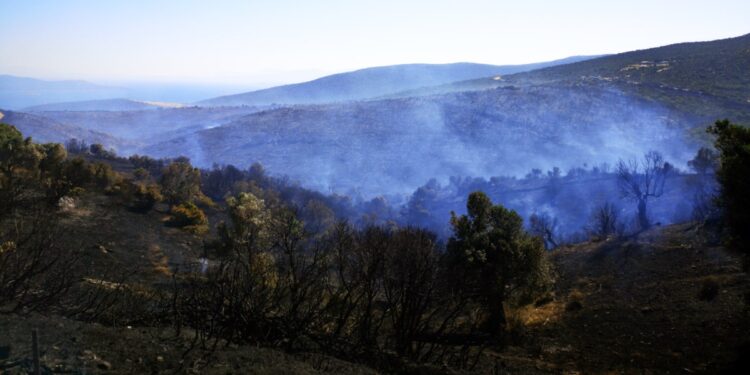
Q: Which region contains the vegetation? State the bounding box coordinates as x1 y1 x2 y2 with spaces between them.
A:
447 192 552 334
160 161 203 204
169 201 208 233
708 119 750 252
0 124 119 315
1 122 748 373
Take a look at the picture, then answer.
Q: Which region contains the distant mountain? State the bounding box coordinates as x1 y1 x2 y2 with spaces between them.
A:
0 110 124 148
197 56 598 107
0 75 128 109
23 98 184 112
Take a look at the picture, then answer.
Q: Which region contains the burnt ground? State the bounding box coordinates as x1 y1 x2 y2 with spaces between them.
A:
484 223 749 374
2 195 749 374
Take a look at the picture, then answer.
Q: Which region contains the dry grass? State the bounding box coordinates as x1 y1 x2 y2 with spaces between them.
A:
515 300 566 327
147 244 171 276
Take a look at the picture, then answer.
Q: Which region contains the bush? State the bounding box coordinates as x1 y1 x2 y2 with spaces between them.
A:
160 161 202 204
169 202 208 233
92 162 119 190
127 182 163 212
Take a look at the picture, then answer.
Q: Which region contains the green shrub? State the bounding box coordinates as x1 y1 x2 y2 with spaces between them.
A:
133 167 150 180
169 202 208 233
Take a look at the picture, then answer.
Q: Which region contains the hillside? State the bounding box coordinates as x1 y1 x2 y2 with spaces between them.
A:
23 106 266 153
1 124 747 374
424 33 750 123
0 110 125 147
197 57 596 107
148 83 699 196
23 98 184 112
2 206 746 374
138 35 750 197
0 189 377 374
6 35 748 199
0 75 128 110
497 223 748 374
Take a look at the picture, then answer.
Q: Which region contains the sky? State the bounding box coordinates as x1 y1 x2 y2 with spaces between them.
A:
1 0 748 86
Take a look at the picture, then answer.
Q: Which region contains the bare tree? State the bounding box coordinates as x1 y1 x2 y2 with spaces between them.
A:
529 212 559 249
616 151 672 230
589 201 620 239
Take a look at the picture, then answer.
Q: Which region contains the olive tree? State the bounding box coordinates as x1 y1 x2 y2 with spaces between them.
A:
446 191 552 335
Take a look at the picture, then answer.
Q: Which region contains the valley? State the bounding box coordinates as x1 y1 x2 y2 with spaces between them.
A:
1 11 749 373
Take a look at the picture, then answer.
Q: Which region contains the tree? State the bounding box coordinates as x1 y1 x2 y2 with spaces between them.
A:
589 201 620 239
688 147 719 175
160 161 202 204
687 147 720 221
0 124 85 314
707 119 750 251
529 212 559 249
446 191 551 335
616 151 672 230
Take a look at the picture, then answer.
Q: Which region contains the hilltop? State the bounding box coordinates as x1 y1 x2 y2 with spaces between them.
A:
421 33 750 124
197 57 596 107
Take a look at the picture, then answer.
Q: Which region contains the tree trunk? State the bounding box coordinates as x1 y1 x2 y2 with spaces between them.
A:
638 198 649 230
486 299 506 335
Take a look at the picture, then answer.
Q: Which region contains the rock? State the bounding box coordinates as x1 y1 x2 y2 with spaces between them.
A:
58 196 76 211
157 355 164 362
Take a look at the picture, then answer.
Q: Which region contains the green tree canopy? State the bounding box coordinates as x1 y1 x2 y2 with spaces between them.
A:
707 119 750 252
446 191 551 335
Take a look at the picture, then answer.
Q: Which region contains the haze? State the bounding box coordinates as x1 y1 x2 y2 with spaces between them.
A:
1 0 748 86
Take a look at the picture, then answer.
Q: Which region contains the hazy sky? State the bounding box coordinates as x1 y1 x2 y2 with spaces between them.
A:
1 0 748 85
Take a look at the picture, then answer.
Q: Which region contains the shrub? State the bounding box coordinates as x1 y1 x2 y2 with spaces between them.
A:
169 202 208 233
92 162 119 190
161 161 202 204
128 182 163 212
133 167 150 180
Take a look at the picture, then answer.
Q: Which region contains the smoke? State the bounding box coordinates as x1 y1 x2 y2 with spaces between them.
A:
17 77 712 241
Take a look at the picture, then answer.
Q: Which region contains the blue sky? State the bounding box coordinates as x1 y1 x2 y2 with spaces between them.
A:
1 0 748 85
